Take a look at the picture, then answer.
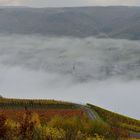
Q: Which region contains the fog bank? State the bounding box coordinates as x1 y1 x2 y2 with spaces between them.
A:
0 35 140 119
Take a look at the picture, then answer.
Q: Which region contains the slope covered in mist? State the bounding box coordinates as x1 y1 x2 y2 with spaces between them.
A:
0 6 140 39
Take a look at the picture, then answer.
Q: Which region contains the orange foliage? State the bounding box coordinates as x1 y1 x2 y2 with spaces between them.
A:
0 109 84 122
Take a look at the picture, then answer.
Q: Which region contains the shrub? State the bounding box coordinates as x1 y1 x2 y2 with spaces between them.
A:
88 120 111 137
111 127 129 139
19 110 36 139
0 113 7 139
40 126 65 140
5 119 20 139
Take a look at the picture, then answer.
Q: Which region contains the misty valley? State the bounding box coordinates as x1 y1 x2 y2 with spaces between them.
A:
0 35 140 119
0 4 140 139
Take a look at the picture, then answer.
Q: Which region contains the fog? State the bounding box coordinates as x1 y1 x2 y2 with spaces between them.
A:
1 0 140 7
0 35 140 119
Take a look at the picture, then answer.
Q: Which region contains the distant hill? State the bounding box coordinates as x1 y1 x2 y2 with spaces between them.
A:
0 6 140 39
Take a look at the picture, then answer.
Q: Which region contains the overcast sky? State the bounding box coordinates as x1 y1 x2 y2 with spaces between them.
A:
0 0 140 7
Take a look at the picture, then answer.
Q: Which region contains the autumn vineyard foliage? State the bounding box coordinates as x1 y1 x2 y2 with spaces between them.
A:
0 98 139 140
0 109 131 140
0 98 77 109
0 110 93 139
88 104 140 133
0 109 84 122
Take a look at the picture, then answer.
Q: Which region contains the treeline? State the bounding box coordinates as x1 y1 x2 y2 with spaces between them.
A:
0 109 130 140
87 104 140 132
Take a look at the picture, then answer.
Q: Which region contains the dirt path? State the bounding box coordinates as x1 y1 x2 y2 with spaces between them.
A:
75 104 96 120
81 106 96 120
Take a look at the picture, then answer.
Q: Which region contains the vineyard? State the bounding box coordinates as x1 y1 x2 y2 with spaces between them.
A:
0 98 85 123
0 98 77 109
0 98 140 139
87 104 140 132
0 109 84 122
0 108 131 140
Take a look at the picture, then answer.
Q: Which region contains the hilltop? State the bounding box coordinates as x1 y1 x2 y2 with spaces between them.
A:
0 6 140 40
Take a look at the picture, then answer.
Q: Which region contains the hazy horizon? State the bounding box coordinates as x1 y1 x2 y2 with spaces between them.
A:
0 0 140 7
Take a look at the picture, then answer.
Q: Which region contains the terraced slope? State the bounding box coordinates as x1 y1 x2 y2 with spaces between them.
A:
87 104 140 138
1 98 140 138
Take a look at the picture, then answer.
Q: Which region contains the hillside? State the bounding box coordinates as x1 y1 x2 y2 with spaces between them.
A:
0 98 140 139
88 104 140 139
0 6 140 40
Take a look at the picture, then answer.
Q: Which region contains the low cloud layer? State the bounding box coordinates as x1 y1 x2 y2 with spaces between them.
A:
0 0 140 7
0 35 140 119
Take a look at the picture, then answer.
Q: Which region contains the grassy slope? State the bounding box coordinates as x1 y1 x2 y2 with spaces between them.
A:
87 104 140 133
0 98 78 109
1 98 140 133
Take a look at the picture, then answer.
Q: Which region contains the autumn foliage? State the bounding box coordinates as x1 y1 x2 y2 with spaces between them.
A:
0 109 84 122
0 113 7 138
0 99 136 140
88 104 140 133
0 109 106 140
